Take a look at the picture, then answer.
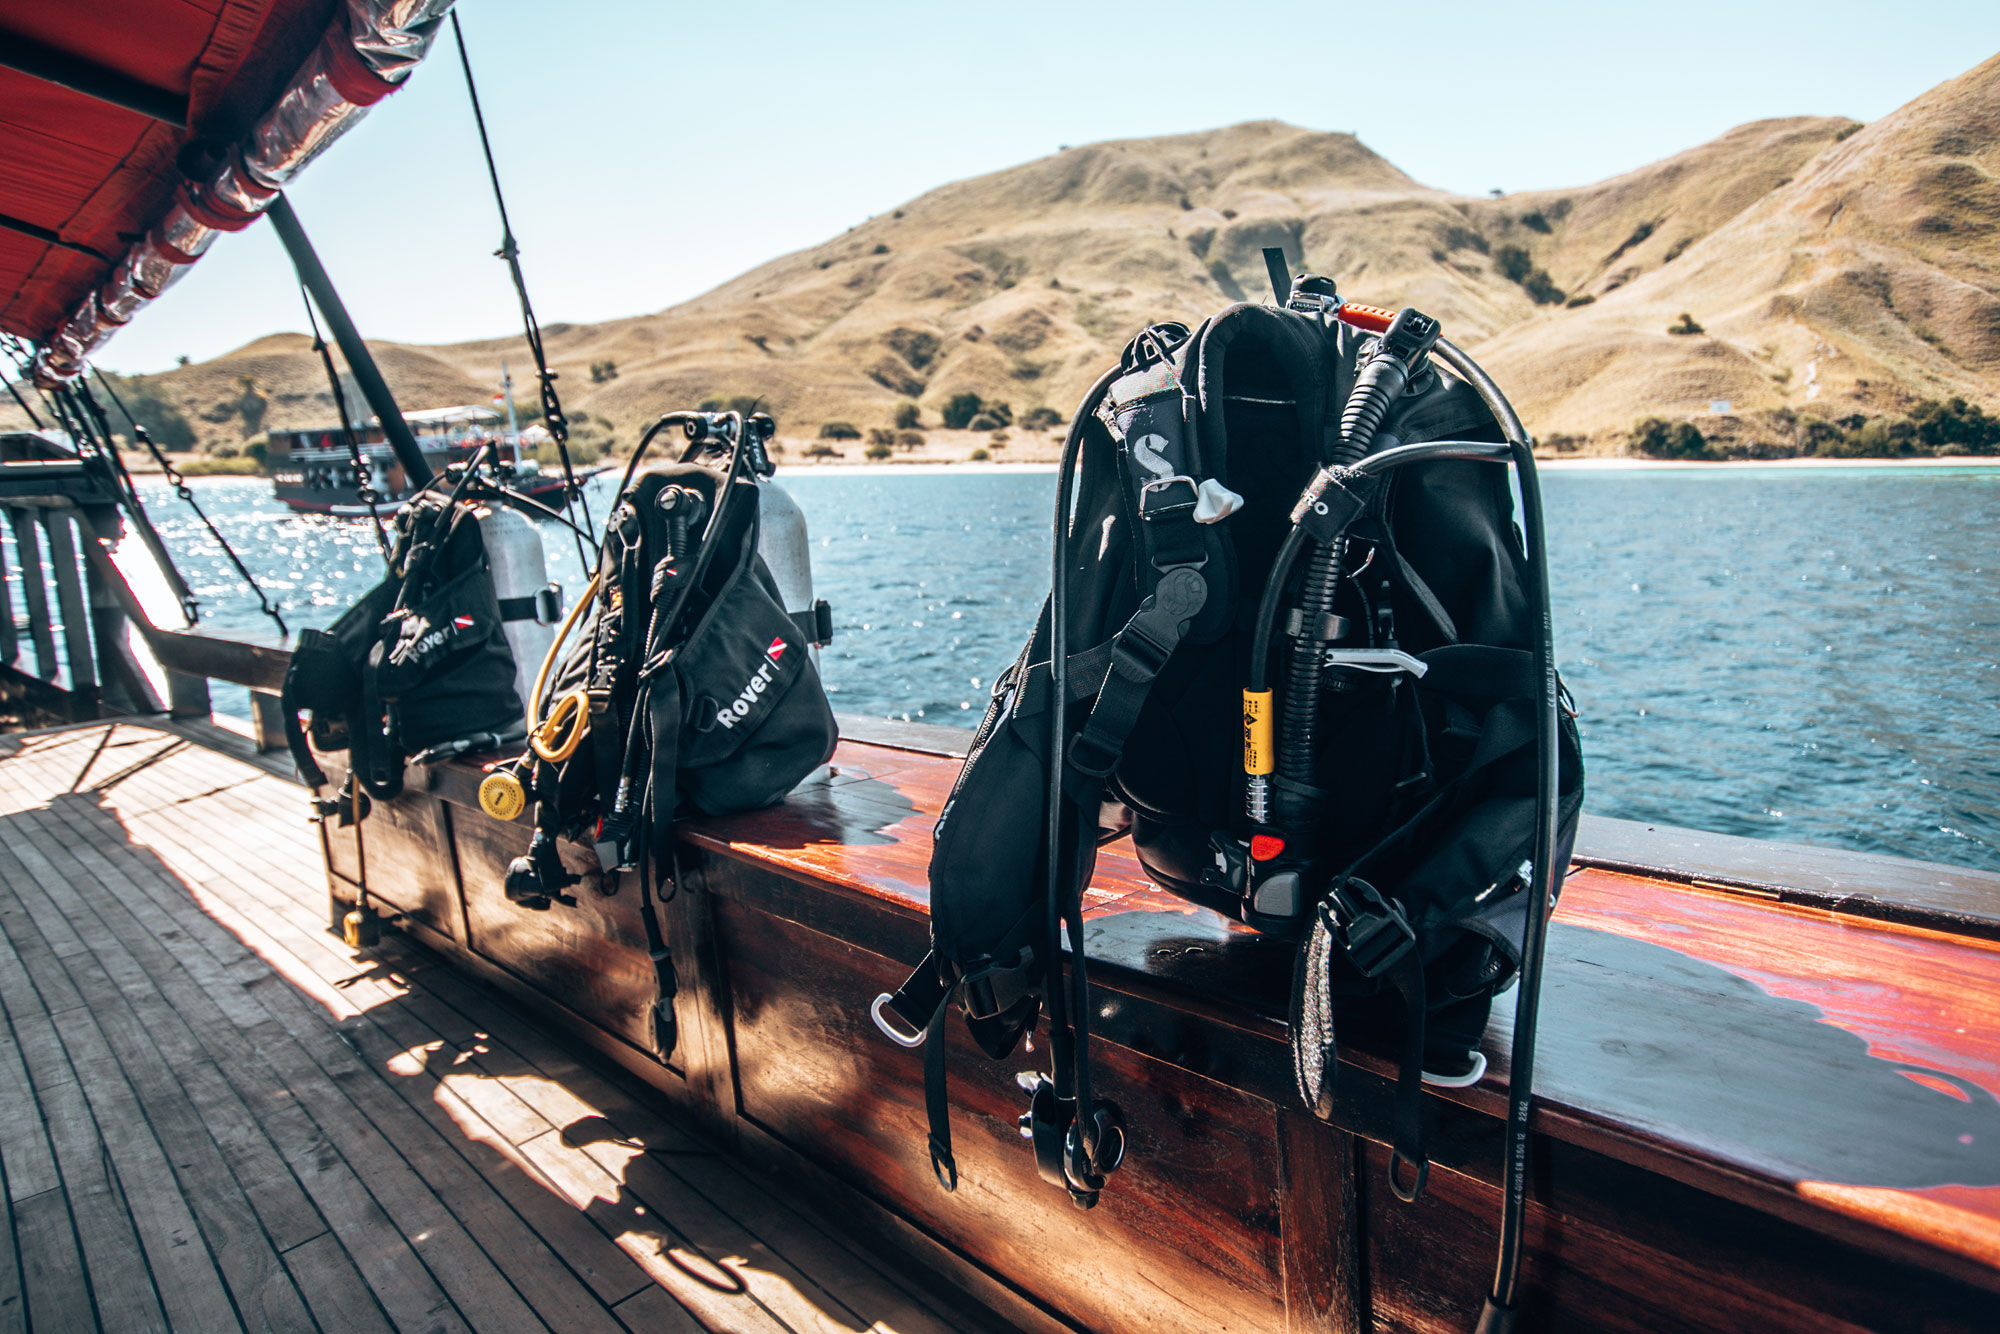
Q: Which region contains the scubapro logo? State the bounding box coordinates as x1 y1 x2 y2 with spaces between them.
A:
715 637 791 730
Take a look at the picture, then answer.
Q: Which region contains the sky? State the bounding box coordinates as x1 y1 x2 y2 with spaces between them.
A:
92 0 2000 375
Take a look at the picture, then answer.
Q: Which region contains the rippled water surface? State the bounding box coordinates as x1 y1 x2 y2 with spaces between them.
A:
138 467 2000 873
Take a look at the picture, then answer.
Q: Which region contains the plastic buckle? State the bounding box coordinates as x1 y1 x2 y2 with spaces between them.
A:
1324 882 1416 979
1201 832 1250 900
533 584 563 625
1022 1078 1072 1191
869 993 928 1048
959 948 1034 1019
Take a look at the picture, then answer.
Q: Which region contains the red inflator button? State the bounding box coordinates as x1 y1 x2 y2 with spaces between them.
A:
1250 834 1286 862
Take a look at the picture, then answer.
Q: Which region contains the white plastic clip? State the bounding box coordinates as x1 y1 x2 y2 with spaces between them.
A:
1320 648 1429 676
1194 478 1245 524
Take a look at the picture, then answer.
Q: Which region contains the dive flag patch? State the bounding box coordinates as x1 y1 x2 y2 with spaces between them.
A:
453 615 476 629
767 637 788 661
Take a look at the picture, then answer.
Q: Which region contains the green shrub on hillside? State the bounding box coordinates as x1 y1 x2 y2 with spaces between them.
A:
942 392 984 430
896 429 925 448
1022 406 1063 431
1667 313 1705 336
1630 417 1710 459
98 373 196 451
1493 245 1566 305
893 401 921 429
944 393 1013 431
818 421 861 440
969 448 991 461
1910 396 2000 454
868 427 896 446
865 442 893 460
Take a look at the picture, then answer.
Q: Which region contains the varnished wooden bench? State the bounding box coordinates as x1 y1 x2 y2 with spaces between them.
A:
329 720 2000 1333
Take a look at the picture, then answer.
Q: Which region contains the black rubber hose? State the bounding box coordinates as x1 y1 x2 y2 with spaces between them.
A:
1046 366 1123 1149
1271 350 1411 820
1248 527 1306 692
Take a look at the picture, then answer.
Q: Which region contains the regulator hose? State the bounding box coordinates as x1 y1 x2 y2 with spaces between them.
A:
1271 312 1431 827
528 568 603 762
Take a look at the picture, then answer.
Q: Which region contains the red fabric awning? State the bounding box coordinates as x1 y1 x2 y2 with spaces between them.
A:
0 0 338 341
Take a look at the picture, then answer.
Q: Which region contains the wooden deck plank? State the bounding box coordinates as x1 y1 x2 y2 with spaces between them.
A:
0 1012 62 1203
0 1185 25 1332
0 722 977 1334
0 737 486 1334
32 821 505 1334
10 812 324 1332
94 756 953 1331
12 1188 96 1334
0 926 169 1334
279 1231 398 1334
403 957 976 1334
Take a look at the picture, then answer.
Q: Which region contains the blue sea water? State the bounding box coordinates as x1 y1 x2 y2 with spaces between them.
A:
124 466 2000 874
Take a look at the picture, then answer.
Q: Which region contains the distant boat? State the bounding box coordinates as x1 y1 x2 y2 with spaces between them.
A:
263 404 594 516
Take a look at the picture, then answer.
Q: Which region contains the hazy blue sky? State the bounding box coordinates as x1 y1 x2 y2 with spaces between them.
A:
92 0 2000 375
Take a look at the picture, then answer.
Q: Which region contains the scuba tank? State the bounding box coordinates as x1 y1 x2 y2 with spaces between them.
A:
476 504 562 720
755 476 826 664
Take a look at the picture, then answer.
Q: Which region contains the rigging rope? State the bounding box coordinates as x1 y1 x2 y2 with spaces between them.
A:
88 368 289 638
449 9 596 571
1 334 57 429
298 285 393 563
1 359 44 429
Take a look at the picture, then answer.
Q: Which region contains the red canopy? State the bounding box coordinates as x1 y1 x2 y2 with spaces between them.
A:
0 0 338 340
1 1 450 383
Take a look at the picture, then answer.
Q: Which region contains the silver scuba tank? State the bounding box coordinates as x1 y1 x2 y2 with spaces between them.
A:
476 505 559 720
755 476 820 664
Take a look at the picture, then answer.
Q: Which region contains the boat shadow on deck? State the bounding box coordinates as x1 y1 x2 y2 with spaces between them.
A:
0 723 995 1334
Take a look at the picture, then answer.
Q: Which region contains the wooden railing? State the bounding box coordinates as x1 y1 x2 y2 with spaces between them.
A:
0 457 293 745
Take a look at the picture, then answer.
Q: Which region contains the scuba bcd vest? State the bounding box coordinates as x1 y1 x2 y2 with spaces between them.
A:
878 262 1583 1269
496 409 838 1061
282 486 528 815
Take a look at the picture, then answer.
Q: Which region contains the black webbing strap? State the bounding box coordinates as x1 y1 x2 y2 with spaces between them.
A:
880 951 948 1036
634 822 679 1062
790 600 834 648
1318 877 1430 1202
497 588 559 624
1384 948 1432 1203
1009 642 1116 721
1064 565 1208 787
922 995 957 1190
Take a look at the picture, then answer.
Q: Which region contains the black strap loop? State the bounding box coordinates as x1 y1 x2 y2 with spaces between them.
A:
922 997 957 1191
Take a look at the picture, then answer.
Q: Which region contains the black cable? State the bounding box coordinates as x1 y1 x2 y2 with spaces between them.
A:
299 284 392 563
1045 367 1122 1187
448 9 595 570
90 368 288 638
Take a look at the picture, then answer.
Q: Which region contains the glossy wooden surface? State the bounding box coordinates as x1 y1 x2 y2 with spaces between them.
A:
345 730 2000 1332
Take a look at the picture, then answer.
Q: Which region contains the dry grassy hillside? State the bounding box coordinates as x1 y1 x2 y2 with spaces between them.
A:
1476 52 2000 442
18 53 1995 456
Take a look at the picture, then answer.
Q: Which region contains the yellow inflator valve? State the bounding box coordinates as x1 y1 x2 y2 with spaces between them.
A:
479 768 528 821
1242 689 1273 775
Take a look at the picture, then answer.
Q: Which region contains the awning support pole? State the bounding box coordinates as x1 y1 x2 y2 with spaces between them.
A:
266 193 433 487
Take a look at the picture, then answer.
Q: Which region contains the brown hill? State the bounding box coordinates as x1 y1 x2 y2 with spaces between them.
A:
9 54 1995 454
0 332 496 453
1476 52 2000 440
